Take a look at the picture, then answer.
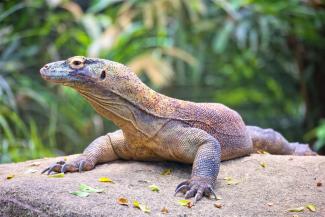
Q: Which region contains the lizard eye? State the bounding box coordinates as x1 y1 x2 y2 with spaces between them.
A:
68 56 85 69
72 60 82 65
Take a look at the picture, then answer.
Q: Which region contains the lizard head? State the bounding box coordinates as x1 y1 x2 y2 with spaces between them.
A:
40 56 153 111
40 56 135 91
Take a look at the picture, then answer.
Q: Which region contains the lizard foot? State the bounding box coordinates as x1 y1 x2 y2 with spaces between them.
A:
293 143 318 156
174 176 217 204
41 156 95 175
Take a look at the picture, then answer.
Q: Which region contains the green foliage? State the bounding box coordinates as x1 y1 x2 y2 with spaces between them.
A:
315 121 325 151
0 0 324 162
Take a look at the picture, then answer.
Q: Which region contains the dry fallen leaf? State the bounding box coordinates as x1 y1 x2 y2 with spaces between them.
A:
224 177 239 185
149 184 160 192
24 169 38 174
288 207 304 212
260 162 267 168
133 200 150 213
133 200 140 208
214 202 222 208
178 199 191 207
305 204 316 212
161 207 169 214
70 184 103 197
117 197 129 206
98 177 114 183
6 174 15 179
161 168 172 175
48 173 64 178
70 191 89 197
30 162 41 166
257 150 269 154
79 184 104 193
216 196 222 200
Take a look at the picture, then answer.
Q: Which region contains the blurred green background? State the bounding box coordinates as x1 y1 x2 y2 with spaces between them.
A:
1 0 325 163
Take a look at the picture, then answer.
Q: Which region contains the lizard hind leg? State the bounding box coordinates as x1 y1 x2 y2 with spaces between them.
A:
247 126 317 156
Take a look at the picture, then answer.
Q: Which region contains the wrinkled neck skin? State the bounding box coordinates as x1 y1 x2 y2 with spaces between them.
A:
75 81 166 137
77 88 135 129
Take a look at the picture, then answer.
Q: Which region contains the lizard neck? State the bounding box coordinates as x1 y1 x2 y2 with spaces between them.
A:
78 89 136 129
104 72 181 118
77 88 169 137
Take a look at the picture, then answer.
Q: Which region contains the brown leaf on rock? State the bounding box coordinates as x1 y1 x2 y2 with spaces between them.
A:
214 202 222 208
117 197 129 206
6 174 15 179
187 202 193 208
161 207 169 214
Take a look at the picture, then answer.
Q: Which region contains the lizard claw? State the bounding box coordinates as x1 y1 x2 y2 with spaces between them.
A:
174 184 190 196
41 160 65 174
175 180 188 190
61 164 67 173
208 186 217 200
41 156 95 175
79 160 86 172
41 162 64 174
174 176 216 204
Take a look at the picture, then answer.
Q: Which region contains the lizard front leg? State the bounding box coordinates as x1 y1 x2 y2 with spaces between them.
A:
158 124 221 204
42 130 124 174
175 137 221 203
177 140 221 202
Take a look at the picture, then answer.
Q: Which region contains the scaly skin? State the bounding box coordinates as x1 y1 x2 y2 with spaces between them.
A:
40 56 316 204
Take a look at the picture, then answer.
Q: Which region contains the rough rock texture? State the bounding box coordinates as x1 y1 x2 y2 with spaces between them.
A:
0 154 324 217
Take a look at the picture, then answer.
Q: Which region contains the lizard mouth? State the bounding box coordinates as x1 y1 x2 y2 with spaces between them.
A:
40 67 65 83
40 64 76 84
40 65 89 87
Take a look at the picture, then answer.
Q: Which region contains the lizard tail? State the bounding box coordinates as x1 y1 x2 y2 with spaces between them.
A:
247 126 317 156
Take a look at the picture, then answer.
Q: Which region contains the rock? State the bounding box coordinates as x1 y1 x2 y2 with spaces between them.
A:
0 154 324 217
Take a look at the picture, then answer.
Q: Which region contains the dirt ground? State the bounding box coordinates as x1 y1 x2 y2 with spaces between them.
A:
0 154 324 217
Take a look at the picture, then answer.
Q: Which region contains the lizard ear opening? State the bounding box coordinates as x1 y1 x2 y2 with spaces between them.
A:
100 69 106 80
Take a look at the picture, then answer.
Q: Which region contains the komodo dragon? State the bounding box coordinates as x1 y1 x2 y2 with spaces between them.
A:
40 56 316 203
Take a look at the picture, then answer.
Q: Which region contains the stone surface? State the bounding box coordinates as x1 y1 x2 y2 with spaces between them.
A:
0 154 324 217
